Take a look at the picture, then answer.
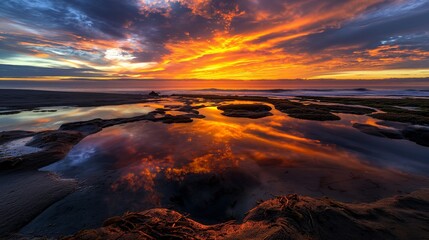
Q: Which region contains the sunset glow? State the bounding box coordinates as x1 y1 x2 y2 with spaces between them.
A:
0 0 429 80
1 0 429 80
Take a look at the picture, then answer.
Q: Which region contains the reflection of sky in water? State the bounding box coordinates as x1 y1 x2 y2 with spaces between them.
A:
21 100 429 236
0 103 166 131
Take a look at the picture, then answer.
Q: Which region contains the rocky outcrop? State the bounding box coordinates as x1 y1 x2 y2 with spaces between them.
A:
0 130 83 170
0 131 35 145
299 96 429 125
148 91 160 97
65 189 429 240
176 94 375 121
217 104 273 119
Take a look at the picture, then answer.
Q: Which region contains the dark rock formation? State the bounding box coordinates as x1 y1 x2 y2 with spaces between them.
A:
277 105 340 121
0 130 84 170
371 112 429 126
148 91 160 97
299 96 429 125
402 126 429 147
163 104 204 115
0 131 35 145
0 110 22 115
217 104 273 119
65 189 429 240
176 94 375 121
32 109 57 113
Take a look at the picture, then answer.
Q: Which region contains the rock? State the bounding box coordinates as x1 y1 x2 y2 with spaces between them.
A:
217 104 273 119
370 112 429 126
0 130 84 170
0 110 22 115
353 123 403 139
161 115 194 124
283 107 340 121
316 104 375 115
64 189 429 240
60 119 105 135
299 96 429 125
0 131 35 145
163 104 202 114
32 109 57 113
148 91 160 97
402 126 429 147
174 94 377 121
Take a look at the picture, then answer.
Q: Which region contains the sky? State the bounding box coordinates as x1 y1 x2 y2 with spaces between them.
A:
0 0 429 80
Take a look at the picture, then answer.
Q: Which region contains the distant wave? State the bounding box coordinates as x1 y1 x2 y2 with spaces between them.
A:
193 88 372 92
177 87 429 97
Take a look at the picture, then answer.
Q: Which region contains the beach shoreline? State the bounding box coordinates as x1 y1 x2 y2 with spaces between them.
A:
1 89 429 238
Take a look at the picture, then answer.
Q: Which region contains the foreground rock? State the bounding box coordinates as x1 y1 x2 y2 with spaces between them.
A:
218 104 273 119
65 189 429 240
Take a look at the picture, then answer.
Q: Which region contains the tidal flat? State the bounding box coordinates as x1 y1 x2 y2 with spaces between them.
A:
1 89 429 239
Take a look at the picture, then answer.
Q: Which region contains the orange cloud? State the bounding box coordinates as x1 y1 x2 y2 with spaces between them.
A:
2 0 428 80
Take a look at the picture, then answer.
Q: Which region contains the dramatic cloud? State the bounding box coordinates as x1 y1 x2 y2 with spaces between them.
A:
0 0 428 80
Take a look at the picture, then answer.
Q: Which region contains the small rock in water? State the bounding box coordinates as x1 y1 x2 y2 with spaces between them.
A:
148 91 160 97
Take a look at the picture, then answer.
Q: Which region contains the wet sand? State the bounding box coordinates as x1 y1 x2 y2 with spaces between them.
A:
0 171 76 233
0 89 155 111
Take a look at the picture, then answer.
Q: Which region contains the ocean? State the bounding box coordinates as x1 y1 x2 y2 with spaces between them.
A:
1 79 429 97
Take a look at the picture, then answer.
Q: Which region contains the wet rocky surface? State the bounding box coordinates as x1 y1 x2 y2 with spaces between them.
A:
402 126 429 147
0 111 22 116
299 96 429 125
62 189 429 240
175 94 376 121
217 104 273 119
